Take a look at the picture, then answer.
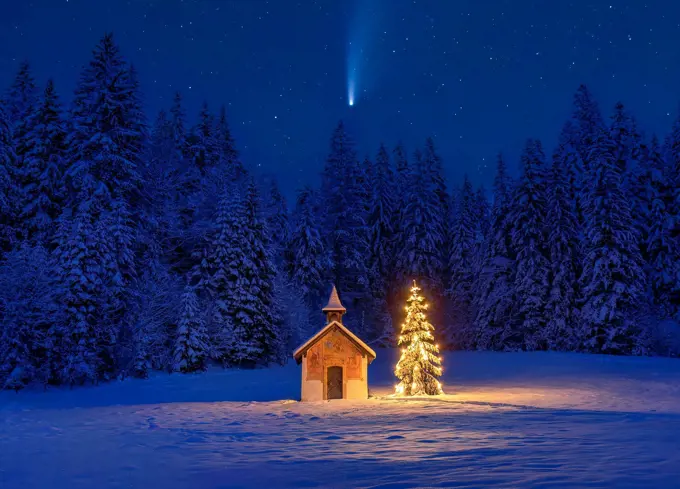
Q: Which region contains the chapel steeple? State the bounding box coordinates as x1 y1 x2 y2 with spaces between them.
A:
322 285 346 324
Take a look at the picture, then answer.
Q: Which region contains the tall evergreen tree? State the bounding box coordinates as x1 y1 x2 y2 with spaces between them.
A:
632 137 678 315
321 121 370 331
215 104 243 180
20 79 67 245
445 175 476 347
390 142 410 291
572 84 605 172
544 145 579 350
52 206 117 384
202 182 284 365
172 285 209 373
264 179 289 262
367 144 396 344
422 137 450 286
473 155 515 351
508 140 550 350
0 106 18 252
4 61 37 162
189 102 220 175
579 131 647 354
396 149 444 293
0 245 53 390
284 186 332 310
66 33 143 206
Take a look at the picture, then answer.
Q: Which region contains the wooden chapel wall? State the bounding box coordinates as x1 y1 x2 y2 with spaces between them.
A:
305 326 364 381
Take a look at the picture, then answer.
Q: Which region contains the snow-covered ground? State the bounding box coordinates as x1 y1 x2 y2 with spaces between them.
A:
1 349 679 488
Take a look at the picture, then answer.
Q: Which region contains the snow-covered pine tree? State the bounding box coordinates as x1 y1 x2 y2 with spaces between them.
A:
572 84 605 173
0 244 53 390
445 175 476 348
284 186 333 310
544 144 579 350
508 140 550 351
189 102 220 175
555 122 586 228
395 281 443 396
366 144 396 344
579 130 647 355
321 121 370 333
170 92 189 164
203 181 284 365
214 105 244 181
0 106 18 253
20 79 67 246
172 285 209 373
199 189 249 362
264 179 289 263
474 186 491 244
666 114 680 317
240 180 286 363
422 137 450 287
389 142 410 299
473 154 515 350
4 61 38 163
52 206 117 385
66 33 143 206
396 148 444 293
632 136 678 316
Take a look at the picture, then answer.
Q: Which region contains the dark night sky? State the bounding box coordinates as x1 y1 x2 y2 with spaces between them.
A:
2 0 680 197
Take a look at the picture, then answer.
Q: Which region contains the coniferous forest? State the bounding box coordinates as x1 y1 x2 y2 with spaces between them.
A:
1 33 680 390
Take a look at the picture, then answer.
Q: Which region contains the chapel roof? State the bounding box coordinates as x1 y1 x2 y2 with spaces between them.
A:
292 321 377 364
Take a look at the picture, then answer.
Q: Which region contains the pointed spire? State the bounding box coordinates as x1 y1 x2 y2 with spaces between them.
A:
323 285 346 312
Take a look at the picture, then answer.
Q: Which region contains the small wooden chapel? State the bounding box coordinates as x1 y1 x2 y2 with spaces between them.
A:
293 287 376 401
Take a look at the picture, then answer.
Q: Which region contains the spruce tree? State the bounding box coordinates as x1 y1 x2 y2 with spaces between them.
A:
203 182 284 365
321 121 370 331
20 79 67 245
572 84 605 172
473 154 515 350
396 149 444 292
170 92 189 164
579 131 647 355
544 145 579 350
367 144 396 344
422 137 450 287
0 106 18 253
284 186 332 309
52 206 116 384
633 136 677 315
189 102 220 175
0 245 52 390
265 179 289 262
394 281 443 396
446 175 476 347
508 140 550 350
67 33 143 205
4 61 37 162
215 105 243 181
172 285 209 373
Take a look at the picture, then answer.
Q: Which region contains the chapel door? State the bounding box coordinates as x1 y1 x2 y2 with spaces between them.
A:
327 366 343 400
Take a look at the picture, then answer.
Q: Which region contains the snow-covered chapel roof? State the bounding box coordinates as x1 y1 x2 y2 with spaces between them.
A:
293 321 377 364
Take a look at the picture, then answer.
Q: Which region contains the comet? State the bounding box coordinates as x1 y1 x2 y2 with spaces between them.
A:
348 77 355 106
347 0 381 108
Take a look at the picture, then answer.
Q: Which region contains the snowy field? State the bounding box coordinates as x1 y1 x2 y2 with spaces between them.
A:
1 350 680 489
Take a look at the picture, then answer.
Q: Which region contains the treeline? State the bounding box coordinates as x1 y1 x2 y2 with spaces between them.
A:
1 34 679 391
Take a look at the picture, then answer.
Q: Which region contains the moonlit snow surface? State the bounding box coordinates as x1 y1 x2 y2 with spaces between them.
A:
1 350 680 488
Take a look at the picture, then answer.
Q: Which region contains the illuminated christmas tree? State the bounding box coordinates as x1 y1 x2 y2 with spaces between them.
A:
394 281 443 396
